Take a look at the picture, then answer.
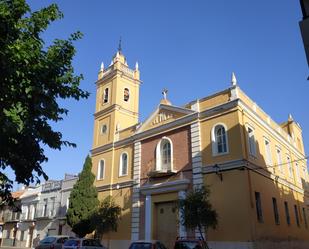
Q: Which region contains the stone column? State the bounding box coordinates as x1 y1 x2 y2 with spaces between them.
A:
131 142 141 241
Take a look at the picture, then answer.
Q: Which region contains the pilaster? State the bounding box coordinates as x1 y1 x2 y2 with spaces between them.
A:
131 141 141 241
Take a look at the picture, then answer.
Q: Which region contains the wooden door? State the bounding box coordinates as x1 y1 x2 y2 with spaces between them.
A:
155 201 177 249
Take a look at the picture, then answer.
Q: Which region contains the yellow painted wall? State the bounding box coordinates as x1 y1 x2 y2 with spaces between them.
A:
238 106 307 187
92 150 114 187
198 90 231 112
205 170 253 241
250 171 309 241
200 109 243 165
98 187 132 241
113 145 134 182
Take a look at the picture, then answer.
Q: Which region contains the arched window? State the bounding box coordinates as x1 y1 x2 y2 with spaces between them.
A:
124 88 130 102
247 126 256 156
156 137 173 172
211 124 228 155
103 88 109 103
97 160 105 180
119 153 128 176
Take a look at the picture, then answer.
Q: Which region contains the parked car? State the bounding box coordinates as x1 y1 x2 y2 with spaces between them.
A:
63 238 106 249
129 240 168 249
173 237 208 249
35 236 69 249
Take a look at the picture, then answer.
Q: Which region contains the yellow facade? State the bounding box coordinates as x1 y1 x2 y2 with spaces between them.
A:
91 50 309 249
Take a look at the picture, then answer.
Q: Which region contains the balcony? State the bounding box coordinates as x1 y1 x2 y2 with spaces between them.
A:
3 211 21 222
34 202 62 220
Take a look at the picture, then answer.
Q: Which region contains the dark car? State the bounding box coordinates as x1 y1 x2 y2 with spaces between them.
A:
174 238 208 249
129 240 168 249
63 238 106 249
35 236 69 249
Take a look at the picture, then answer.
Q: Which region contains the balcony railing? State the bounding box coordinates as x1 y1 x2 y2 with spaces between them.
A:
3 211 21 222
19 201 69 221
34 202 62 219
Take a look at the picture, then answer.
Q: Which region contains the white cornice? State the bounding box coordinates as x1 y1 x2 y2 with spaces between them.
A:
238 99 305 159
202 159 305 195
140 179 190 196
91 100 239 156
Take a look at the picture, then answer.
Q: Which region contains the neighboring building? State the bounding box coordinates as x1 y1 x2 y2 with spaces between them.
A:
1 190 24 247
1 174 78 248
91 49 309 249
35 180 62 238
19 185 41 248
58 174 78 237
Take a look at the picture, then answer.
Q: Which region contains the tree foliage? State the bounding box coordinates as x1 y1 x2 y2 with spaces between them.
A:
91 196 121 238
66 156 99 237
179 186 218 243
0 0 88 205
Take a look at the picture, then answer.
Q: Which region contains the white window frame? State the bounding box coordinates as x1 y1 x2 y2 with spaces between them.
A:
119 152 129 177
211 123 229 156
247 125 256 157
97 159 105 180
263 138 272 166
303 166 308 182
286 155 293 179
295 162 301 183
276 146 283 172
155 137 173 172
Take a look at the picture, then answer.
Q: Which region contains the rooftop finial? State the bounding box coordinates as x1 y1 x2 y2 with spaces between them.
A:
100 62 104 71
231 72 237 86
118 36 122 53
135 61 139 71
288 113 293 121
162 88 168 100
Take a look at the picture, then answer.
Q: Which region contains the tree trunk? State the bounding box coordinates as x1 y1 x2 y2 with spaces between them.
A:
198 225 209 249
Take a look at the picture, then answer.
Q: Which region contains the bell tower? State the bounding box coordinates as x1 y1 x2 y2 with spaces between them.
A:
93 48 141 148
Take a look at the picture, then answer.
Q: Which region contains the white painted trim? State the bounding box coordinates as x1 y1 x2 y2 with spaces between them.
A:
202 159 305 194
97 159 105 180
211 123 229 156
245 123 257 157
145 195 152 240
155 136 174 172
140 179 190 196
135 104 195 134
131 142 141 241
238 100 305 159
119 152 129 177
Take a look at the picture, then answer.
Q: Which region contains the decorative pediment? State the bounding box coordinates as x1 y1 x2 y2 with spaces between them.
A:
136 104 195 133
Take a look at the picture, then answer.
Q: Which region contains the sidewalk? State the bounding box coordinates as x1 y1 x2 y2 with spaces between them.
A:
1 246 30 249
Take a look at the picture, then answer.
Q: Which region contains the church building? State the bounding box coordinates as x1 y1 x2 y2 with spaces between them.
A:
91 49 309 249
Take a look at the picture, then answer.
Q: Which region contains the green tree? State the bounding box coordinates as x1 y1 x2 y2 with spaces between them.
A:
179 186 218 247
66 156 99 237
0 0 88 205
91 196 121 239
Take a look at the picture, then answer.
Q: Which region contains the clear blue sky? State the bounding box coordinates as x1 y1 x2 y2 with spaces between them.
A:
14 0 309 183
